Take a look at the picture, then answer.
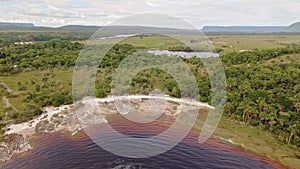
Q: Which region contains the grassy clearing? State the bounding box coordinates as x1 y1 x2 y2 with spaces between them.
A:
272 35 300 45
0 68 73 121
86 34 215 51
263 53 300 65
119 35 184 49
78 34 300 54
87 35 184 48
0 98 5 108
209 34 286 53
214 117 300 169
0 68 72 92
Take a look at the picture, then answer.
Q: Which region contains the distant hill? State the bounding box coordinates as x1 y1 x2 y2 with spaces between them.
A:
2 22 300 33
57 25 199 36
58 25 101 32
202 26 287 33
287 22 300 32
0 23 198 34
0 22 35 29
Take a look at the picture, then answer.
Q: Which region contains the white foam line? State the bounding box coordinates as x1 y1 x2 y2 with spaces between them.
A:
5 95 214 136
93 95 214 109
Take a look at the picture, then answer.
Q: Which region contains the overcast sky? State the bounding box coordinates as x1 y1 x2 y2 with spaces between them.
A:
0 0 299 28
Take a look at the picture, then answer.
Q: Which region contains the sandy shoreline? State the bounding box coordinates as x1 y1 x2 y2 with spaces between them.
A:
5 95 213 137
5 105 74 136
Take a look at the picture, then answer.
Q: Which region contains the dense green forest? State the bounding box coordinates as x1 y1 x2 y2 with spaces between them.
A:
222 48 300 146
0 31 90 47
0 40 299 147
0 41 82 73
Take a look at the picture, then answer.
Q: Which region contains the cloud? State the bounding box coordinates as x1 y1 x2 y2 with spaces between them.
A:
0 0 299 27
146 0 161 7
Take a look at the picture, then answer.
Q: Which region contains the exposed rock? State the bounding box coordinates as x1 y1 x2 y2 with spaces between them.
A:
0 143 10 163
0 134 32 163
35 120 55 134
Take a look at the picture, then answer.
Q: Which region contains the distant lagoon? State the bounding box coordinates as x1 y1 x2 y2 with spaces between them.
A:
147 50 219 58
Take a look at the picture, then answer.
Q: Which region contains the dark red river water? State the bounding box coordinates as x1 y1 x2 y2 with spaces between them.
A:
1 115 288 169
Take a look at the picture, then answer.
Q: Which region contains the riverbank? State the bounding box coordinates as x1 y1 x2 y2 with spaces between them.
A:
0 104 82 163
0 96 299 168
211 118 300 169
1 95 196 163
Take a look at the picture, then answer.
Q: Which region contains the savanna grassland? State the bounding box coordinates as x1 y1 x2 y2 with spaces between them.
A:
0 30 299 168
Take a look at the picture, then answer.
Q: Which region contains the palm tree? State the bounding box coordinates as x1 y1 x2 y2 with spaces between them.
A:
287 123 298 145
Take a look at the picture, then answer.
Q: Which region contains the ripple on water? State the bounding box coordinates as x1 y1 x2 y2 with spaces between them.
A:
1 117 286 169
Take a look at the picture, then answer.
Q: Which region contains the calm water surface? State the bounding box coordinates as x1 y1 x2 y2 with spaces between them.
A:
2 116 286 169
147 50 219 58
